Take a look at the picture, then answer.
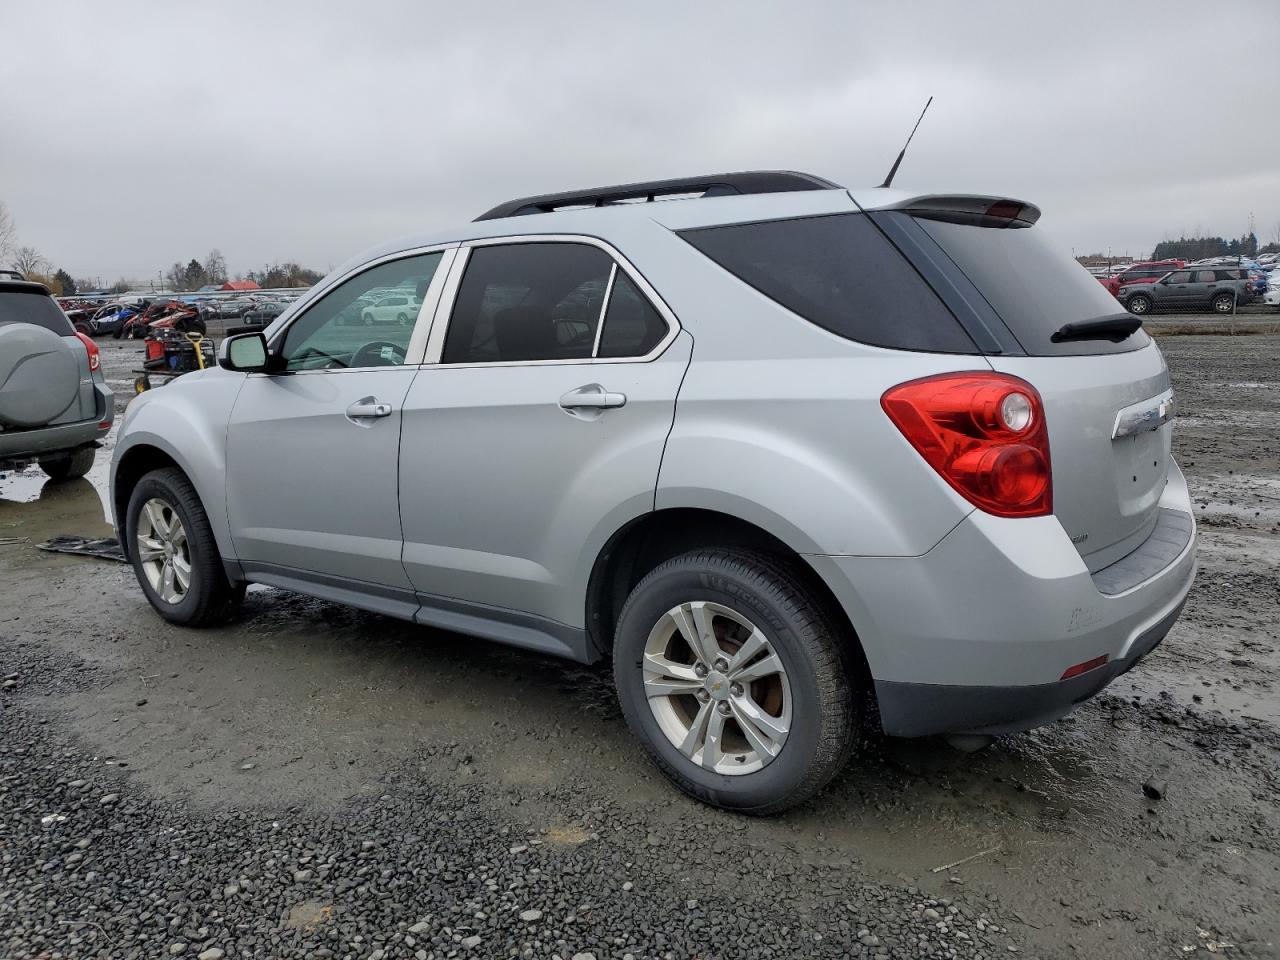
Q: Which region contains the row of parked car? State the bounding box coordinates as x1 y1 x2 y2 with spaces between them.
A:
55 292 303 337
1090 255 1279 315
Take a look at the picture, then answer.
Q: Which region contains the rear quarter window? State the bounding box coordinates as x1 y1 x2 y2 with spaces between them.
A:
0 287 75 335
678 213 977 354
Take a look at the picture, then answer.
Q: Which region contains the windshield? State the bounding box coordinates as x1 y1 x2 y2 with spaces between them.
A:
915 217 1149 356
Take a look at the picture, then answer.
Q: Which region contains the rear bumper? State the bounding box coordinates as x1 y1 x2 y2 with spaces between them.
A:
0 383 113 463
873 588 1187 736
808 460 1197 737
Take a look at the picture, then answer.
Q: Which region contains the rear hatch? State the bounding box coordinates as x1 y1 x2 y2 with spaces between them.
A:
0 282 96 430
887 205 1173 572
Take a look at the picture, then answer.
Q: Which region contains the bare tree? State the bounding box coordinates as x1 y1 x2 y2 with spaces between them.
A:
203 248 227 284
1272 221 1280 247
0 201 16 264
12 245 46 277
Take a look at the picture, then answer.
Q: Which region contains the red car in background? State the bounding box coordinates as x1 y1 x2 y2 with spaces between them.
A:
1113 260 1186 289
1094 260 1185 300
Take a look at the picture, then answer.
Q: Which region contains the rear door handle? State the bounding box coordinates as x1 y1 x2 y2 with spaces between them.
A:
346 397 392 420
559 383 627 410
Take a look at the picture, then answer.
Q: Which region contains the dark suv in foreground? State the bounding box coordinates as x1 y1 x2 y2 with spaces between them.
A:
0 280 114 478
1120 267 1254 315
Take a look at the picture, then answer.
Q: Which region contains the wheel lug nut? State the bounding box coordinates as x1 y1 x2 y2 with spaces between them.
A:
714 659 729 672
730 683 743 697
696 688 710 703
694 663 708 678
718 701 732 716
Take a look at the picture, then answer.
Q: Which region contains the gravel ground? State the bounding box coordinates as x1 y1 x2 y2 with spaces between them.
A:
1 332 1278 959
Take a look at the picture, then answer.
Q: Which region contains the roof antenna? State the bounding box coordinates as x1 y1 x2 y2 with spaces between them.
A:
880 96 933 189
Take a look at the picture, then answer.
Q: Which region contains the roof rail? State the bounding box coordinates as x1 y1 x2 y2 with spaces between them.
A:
474 170 842 221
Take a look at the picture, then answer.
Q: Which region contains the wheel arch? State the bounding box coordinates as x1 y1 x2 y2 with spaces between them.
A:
112 433 234 567
585 507 874 692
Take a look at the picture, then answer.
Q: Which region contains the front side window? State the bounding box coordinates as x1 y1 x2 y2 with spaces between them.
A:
1165 271 1192 284
280 252 442 371
1195 271 1216 283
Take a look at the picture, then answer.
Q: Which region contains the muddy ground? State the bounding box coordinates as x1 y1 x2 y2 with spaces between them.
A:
1 333 1278 959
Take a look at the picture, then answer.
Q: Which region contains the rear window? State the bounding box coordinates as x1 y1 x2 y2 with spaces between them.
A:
0 287 74 335
679 213 977 354
914 218 1149 356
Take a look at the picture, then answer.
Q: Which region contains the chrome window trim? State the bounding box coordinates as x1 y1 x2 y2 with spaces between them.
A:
265 243 459 374
422 233 681 367
590 263 618 358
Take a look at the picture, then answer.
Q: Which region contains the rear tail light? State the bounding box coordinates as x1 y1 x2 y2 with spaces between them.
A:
881 372 1052 518
75 331 101 372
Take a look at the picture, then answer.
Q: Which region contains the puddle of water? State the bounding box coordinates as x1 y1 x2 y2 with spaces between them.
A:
0 423 117 528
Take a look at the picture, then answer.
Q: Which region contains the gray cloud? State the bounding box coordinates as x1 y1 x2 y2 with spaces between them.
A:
3 0 1277 281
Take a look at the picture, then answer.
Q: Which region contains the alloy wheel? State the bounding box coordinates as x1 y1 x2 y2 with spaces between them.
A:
135 498 192 605
642 601 792 775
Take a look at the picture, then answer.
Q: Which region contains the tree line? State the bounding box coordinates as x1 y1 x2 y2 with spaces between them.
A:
2 198 324 297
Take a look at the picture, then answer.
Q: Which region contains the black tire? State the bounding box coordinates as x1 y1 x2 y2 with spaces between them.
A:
125 467 243 626
1212 292 1235 314
613 549 858 815
39 446 96 481
1126 293 1152 315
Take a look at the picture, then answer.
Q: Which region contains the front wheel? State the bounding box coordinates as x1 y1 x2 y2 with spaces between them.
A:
39 446 96 481
1212 292 1236 313
125 467 243 626
613 549 858 814
1126 293 1152 315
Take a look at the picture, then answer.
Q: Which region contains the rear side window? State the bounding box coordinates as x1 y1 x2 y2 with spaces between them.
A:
444 243 613 363
915 217 1149 356
680 214 975 353
598 272 668 358
0 287 74 335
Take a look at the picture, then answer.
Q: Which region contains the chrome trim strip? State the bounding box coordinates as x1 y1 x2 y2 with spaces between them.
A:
591 263 618 358
1112 388 1175 440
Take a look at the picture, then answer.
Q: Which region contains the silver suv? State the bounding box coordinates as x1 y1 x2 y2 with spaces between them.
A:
1 279 113 479
110 172 1196 813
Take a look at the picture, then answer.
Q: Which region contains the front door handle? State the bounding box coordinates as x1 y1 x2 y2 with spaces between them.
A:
559 383 627 410
346 397 392 420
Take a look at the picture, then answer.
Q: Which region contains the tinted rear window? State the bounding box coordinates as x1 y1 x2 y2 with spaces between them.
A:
679 213 977 354
915 218 1149 356
0 287 74 334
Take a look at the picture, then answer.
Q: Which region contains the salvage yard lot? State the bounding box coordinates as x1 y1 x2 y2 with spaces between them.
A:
1 333 1278 959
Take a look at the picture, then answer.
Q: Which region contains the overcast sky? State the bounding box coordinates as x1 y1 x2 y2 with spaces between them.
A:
3 1 1278 282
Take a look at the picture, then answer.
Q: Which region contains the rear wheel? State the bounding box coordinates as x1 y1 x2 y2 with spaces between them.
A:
1212 292 1236 313
39 446 96 482
126 467 243 625
613 549 858 814
1126 293 1152 315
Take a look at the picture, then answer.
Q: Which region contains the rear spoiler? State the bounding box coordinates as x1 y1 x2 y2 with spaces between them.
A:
875 194 1041 228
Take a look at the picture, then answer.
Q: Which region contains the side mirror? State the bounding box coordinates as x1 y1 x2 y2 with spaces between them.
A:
218 332 272 372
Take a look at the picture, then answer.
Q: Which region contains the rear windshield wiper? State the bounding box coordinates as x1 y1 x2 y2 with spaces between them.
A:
1050 314 1142 344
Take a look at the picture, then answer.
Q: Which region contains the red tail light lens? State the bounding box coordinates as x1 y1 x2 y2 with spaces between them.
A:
75 331 101 372
881 372 1052 518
